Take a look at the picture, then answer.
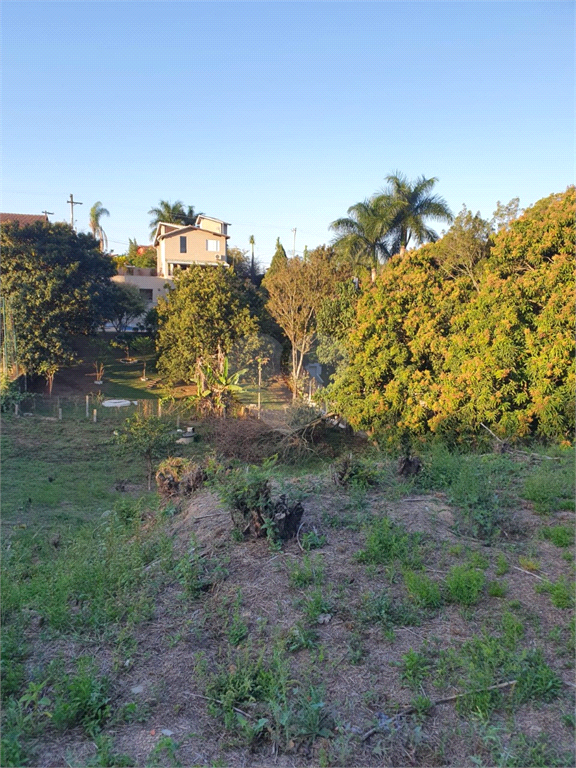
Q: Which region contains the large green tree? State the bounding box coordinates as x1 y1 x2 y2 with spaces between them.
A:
264 238 288 281
89 201 110 252
0 221 115 389
325 188 574 444
375 172 453 256
156 265 259 384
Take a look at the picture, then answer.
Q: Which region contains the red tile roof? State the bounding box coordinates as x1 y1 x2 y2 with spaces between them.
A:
0 213 49 226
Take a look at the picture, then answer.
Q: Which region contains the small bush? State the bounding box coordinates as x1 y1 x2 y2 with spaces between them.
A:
51 658 111 735
401 648 431 689
356 516 423 568
522 463 575 514
488 580 507 597
300 530 326 551
540 524 574 548
536 577 575 609
403 571 442 609
331 454 379 489
445 565 485 605
287 554 324 588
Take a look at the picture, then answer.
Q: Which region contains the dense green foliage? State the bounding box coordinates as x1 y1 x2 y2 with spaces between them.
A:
325 188 575 443
0 221 115 383
156 265 258 384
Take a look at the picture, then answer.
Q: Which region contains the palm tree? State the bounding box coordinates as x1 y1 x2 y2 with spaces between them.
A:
376 172 453 256
148 200 201 236
330 198 394 282
89 202 110 252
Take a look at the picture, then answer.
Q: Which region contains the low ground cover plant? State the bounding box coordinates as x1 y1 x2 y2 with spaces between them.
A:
1 412 574 767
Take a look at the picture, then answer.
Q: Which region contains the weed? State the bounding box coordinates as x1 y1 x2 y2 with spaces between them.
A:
300 586 333 623
518 555 540 572
522 461 575 514
536 576 575 609
467 552 490 570
501 611 525 648
85 735 134 767
227 592 249 646
495 552 509 576
285 623 319 652
287 554 325 588
403 570 442 609
356 516 423 568
356 590 423 630
436 635 561 720
146 736 182 767
401 648 431 689
410 694 433 721
51 658 111 735
488 580 508 597
491 733 574 767
445 565 485 606
301 530 327 551
540 524 574 548
332 454 380 489
346 632 366 664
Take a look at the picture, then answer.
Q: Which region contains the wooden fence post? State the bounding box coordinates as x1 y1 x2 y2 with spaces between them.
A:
93 409 97 423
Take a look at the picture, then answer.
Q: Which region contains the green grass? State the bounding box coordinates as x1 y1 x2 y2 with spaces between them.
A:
521 458 575 514
539 524 575 548
0 415 148 525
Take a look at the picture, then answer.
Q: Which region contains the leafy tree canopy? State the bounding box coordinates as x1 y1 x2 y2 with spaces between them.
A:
0 221 115 381
106 283 147 332
325 187 575 445
265 246 349 398
156 265 259 384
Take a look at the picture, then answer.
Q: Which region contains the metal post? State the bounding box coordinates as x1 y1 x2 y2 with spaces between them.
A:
86 395 90 418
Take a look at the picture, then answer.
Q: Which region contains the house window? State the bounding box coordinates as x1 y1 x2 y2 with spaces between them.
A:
139 289 153 303
206 239 220 252
180 236 187 253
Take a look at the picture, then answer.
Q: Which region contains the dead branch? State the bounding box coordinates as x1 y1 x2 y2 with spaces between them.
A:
362 680 518 741
511 565 546 581
480 423 560 461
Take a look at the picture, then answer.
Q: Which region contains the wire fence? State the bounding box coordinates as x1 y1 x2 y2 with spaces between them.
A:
11 393 199 425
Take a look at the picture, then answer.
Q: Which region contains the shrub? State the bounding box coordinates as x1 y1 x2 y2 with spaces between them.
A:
539 524 574 548
444 565 485 605
403 571 442 609
356 516 423 568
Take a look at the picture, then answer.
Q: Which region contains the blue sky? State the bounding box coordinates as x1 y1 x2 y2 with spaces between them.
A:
2 1 574 267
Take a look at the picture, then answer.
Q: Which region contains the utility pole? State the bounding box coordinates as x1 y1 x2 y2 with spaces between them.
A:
291 227 297 258
67 194 82 230
41 210 53 221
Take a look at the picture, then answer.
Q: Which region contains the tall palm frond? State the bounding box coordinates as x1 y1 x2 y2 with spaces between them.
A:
148 200 202 235
376 172 453 255
89 202 110 252
330 199 394 279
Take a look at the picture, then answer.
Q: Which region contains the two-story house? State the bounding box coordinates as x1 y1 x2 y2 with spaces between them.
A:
111 215 230 324
154 215 230 277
